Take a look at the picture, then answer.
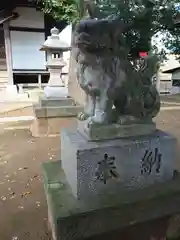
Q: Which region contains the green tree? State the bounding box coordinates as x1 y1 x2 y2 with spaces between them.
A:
38 0 180 60
37 0 80 23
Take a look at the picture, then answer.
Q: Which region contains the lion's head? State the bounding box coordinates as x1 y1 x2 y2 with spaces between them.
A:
74 19 127 56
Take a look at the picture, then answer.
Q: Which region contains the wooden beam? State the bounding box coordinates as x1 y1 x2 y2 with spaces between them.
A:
0 13 18 25
3 21 13 85
9 26 45 32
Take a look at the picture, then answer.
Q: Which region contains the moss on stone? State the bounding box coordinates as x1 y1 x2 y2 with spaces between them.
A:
42 161 180 240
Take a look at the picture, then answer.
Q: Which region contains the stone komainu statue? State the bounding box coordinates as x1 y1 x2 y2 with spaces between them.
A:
73 19 160 125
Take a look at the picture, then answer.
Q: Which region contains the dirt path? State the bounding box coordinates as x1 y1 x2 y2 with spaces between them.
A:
0 126 59 240
0 109 180 240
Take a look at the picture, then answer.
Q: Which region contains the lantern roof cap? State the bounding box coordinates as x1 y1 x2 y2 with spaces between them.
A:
40 27 71 51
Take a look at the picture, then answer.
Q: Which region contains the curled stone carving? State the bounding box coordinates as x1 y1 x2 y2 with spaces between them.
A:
73 19 160 125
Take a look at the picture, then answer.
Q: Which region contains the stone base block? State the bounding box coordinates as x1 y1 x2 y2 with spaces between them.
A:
42 161 180 240
78 120 156 141
30 117 77 137
33 96 83 118
40 96 75 107
34 105 82 118
44 86 68 98
61 129 176 199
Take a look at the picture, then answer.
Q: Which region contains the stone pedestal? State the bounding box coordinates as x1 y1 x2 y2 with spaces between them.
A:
30 96 82 137
44 62 68 98
78 120 157 141
43 161 180 240
61 129 176 199
41 126 180 240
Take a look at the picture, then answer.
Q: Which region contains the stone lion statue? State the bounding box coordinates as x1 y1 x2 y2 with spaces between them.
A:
73 19 160 125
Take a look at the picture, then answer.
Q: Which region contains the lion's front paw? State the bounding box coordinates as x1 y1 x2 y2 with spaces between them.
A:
78 112 89 121
89 110 107 124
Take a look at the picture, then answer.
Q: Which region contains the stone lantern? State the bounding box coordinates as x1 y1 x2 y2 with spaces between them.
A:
31 27 82 137
40 27 71 98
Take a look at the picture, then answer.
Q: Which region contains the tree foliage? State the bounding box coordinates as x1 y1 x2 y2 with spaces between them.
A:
39 0 180 60
37 0 79 23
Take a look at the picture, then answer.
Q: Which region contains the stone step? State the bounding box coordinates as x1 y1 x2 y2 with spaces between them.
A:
34 104 83 118
0 70 8 78
0 65 7 70
0 70 8 90
0 58 6 63
0 81 8 91
40 96 75 107
0 81 7 91
0 78 8 84
0 116 34 123
0 59 7 70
